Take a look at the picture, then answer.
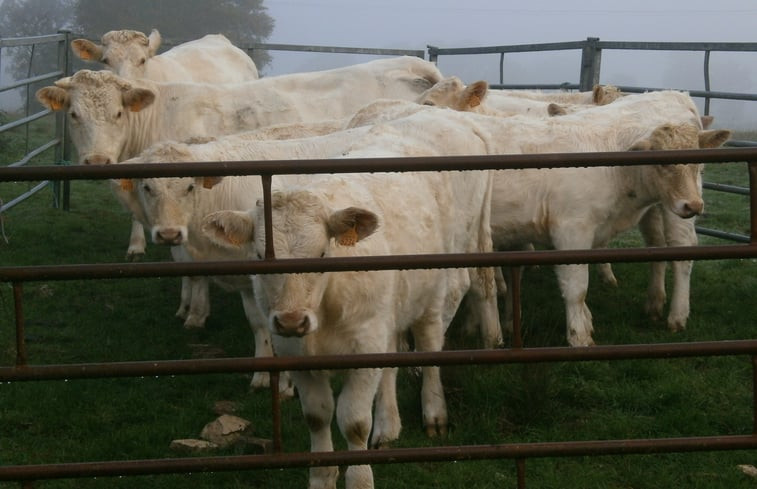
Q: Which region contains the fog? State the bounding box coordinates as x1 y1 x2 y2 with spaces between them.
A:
2 0 756 130
261 0 757 130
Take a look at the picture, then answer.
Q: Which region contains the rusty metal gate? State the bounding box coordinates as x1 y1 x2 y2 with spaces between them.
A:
1 147 757 487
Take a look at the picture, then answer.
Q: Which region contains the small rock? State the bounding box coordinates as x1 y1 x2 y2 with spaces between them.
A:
170 438 219 453
200 414 252 448
738 464 757 478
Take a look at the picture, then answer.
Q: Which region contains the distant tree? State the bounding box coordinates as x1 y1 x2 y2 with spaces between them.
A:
0 0 76 78
72 0 275 72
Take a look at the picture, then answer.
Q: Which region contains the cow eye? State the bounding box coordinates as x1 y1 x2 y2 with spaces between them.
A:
320 251 326 258
69 111 78 120
186 183 195 193
142 183 152 195
139 58 146 66
423 101 436 106
116 110 122 119
256 251 263 260
101 57 109 65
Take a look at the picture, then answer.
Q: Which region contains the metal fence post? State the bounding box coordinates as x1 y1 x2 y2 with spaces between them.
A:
57 30 71 210
579 37 601 91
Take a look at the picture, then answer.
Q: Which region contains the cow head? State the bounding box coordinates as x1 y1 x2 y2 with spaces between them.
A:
36 70 155 164
132 173 221 246
630 123 731 218
201 190 379 338
417 76 488 112
71 29 161 79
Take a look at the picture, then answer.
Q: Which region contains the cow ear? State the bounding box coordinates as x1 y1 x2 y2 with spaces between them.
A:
71 39 103 62
122 88 155 112
698 129 731 149
147 29 161 57
464 80 488 108
201 210 255 249
700 115 715 129
328 207 379 246
547 103 567 116
36 86 69 111
199 176 224 189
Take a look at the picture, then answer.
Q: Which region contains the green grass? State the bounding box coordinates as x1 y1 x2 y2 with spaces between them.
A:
1 154 756 488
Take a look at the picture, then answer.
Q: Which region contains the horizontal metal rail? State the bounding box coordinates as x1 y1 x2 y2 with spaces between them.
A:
0 70 64 93
1 147 755 181
0 181 49 213
2 340 757 381
0 33 65 48
1 244 757 284
2 434 756 482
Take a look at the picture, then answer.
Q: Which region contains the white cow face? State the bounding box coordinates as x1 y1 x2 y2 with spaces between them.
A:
201 190 379 338
630 123 731 219
71 29 161 79
35 70 155 164
134 176 200 246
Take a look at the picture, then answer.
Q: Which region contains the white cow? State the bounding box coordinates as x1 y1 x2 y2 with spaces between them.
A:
71 29 259 81
419 78 715 334
35 56 442 165
200 167 494 489
72 29 260 330
36 57 441 328
479 99 730 346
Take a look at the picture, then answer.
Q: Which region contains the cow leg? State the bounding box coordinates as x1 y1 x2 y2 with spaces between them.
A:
555 263 594 346
596 262 619 287
126 218 146 260
370 331 401 448
337 367 382 489
639 206 668 322
662 208 697 331
411 316 448 438
294 370 339 489
240 289 294 397
502 266 520 336
169 246 210 328
466 267 503 349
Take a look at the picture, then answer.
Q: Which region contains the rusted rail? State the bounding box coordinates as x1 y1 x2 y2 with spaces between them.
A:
1 149 756 488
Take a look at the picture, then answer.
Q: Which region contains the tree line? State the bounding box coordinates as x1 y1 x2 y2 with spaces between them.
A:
0 0 275 81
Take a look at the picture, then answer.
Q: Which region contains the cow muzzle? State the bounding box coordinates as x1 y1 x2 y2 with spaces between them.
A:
676 198 704 219
272 311 313 337
82 154 114 165
154 227 185 245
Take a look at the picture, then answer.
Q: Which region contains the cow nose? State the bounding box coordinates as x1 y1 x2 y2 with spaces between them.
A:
83 154 113 165
272 312 311 337
682 199 704 218
156 228 183 245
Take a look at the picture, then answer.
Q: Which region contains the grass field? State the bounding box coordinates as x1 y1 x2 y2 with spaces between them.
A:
1 133 756 488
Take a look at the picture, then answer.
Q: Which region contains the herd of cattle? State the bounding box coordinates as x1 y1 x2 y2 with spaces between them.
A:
35 29 731 489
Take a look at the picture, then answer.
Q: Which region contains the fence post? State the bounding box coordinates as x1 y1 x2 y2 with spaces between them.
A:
427 45 438 65
56 30 72 210
579 37 601 91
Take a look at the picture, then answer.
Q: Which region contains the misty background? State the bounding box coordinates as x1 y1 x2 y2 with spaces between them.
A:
1 0 755 130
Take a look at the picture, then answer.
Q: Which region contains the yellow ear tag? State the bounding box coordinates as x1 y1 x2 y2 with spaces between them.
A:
337 226 358 246
120 179 134 191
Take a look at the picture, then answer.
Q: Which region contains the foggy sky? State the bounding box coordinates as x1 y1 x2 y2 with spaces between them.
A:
262 0 757 129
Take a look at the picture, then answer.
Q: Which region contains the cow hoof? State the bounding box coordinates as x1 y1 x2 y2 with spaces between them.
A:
182 316 206 329
667 317 687 332
425 422 448 438
126 251 144 262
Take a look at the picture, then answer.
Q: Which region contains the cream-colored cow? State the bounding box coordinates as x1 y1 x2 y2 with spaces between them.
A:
71 29 259 82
